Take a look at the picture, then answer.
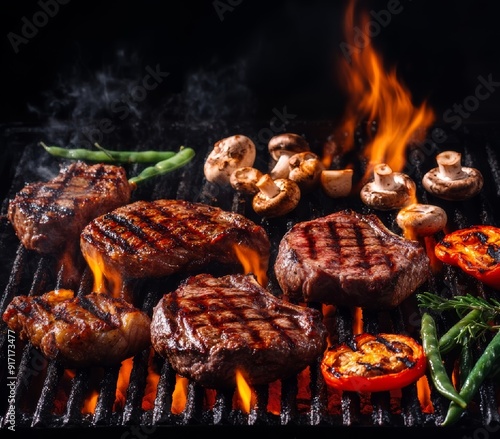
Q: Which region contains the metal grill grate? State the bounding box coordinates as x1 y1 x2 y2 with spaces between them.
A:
0 121 499 436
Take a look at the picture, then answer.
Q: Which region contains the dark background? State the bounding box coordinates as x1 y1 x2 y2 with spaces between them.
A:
2 0 500 126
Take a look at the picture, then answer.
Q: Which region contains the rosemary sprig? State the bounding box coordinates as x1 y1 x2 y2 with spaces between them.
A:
417 292 500 344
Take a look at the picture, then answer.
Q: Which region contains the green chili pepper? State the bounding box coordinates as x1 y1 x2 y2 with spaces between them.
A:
438 309 483 355
40 142 176 163
420 313 467 409
442 330 500 426
128 146 196 186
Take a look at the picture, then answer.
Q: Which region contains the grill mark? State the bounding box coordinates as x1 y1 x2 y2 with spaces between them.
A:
353 221 371 270
79 295 118 328
303 224 318 259
84 217 137 254
31 297 76 325
178 285 300 349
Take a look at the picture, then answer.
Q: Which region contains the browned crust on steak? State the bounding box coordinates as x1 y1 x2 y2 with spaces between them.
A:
2 289 151 367
274 209 431 309
7 161 131 254
80 199 271 280
150 273 327 388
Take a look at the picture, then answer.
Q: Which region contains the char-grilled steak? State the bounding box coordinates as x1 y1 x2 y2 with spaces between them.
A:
80 199 271 280
150 273 327 388
2 289 151 367
274 210 431 309
7 161 131 255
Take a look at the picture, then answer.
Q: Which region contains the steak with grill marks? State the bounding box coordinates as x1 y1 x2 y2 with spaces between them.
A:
80 199 271 280
274 209 431 310
150 273 327 388
2 289 151 367
7 161 131 255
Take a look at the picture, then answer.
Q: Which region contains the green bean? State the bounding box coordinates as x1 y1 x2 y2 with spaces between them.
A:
420 313 467 409
128 146 196 186
458 335 473 390
438 309 483 355
40 142 176 163
442 330 500 426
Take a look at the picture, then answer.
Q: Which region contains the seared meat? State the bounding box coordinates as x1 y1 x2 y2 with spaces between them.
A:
7 161 131 255
150 273 327 388
274 209 431 309
80 199 271 280
2 289 151 367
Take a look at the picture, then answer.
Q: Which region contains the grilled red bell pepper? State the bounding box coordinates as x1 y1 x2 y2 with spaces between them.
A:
434 225 500 290
321 333 427 393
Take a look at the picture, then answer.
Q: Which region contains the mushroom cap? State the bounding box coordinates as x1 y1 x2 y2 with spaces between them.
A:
422 167 483 201
360 173 416 211
252 178 301 218
204 135 256 186
268 133 310 160
396 203 448 237
229 167 263 195
288 151 325 192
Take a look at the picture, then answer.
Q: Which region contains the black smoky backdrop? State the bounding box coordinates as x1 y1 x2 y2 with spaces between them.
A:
2 0 500 200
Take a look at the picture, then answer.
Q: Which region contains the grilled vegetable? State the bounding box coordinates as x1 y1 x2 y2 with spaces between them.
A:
41 142 177 163
128 146 195 186
420 312 467 408
434 225 500 290
320 333 427 393
442 330 500 425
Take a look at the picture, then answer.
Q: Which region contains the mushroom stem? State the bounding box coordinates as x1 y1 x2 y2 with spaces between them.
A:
256 174 281 199
320 169 353 198
270 153 293 179
436 151 467 180
373 163 399 191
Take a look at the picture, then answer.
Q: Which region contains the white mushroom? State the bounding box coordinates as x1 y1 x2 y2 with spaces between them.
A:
360 163 416 210
320 169 354 198
268 133 310 179
422 151 483 201
396 203 448 239
288 151 325 192
204 135 256 186
252 175 301 218
229 167 263 195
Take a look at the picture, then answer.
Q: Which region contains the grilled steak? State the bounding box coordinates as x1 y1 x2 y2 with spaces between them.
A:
7 161 131 255
2 289 151 367
80 199 271 280
274 209 431 309
150 273 327 388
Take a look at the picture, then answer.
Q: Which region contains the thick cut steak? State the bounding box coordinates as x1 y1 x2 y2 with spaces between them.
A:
2 289 151 367
274 209 431 309
80 199 271 280
150 273 327 388
7 161 131 254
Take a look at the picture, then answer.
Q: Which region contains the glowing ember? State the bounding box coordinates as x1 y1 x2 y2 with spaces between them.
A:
82 389 99 414
235 369 255 413
330 0 435 183
142 350 161 411
171 375 188 414
113 357 133 411
233 243 268 286
352 307 363 335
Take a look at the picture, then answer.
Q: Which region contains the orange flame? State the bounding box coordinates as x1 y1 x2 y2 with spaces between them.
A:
331 0 435 182
84 246 123 297
352 307 363 335
416 375 434 413
235 369 255 413
233 244 268 287
142 350 161 411
171 375 188 414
